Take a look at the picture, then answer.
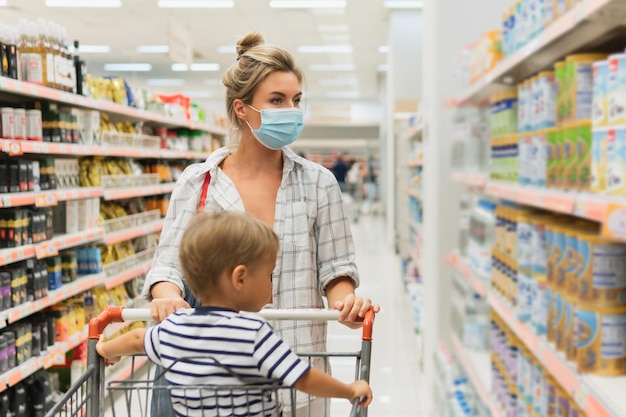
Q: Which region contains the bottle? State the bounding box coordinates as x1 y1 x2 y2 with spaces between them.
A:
73 40 86 96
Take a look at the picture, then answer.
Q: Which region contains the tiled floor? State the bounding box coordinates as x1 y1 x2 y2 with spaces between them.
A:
105 214 425 417
327 214 425 416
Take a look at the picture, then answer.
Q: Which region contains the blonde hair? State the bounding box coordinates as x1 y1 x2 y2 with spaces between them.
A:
179 211 279 301
222 32 304 143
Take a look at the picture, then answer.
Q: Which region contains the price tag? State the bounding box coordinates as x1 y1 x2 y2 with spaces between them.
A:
35 241 58 259
7 142 22 156
34 192 57 207
601 203 626 240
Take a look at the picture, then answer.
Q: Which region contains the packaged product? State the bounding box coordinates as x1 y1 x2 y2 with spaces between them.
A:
562 123 579 189
531 130 548 186
555 61 567 125
563 295 577 360
591 128 609 192
576 304 626 375
605 127 626 195
576 120 593 191
538 71 557 129
518 133 533 185
607 54 626 125
564 54 607 123
592 60 609 126
545 128 559 187
577 234 626 307
548 290 565 345
518 81 530 132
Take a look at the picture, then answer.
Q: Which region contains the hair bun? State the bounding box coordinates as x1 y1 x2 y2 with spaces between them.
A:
236 31 265 59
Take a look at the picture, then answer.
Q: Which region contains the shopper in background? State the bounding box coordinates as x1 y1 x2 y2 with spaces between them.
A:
99 212 372 417
331 152 349 192
142 31 378 416
362 155 379 214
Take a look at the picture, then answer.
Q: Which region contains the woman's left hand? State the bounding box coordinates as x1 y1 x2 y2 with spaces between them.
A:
332 294 380 329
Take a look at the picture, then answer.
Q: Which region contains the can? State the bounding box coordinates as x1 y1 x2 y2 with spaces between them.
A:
592 60 609 126
607 53 626 125
576 120 593 190
576 304 626 375
577 234 626 307
565 54 607 123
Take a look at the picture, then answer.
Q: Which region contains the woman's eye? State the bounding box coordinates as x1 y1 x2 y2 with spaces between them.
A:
271 98 282 105
293 98 301 106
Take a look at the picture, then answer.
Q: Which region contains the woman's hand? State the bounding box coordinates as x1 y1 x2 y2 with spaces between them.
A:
96 335 120 364
150 297 190 323
332 293 380 329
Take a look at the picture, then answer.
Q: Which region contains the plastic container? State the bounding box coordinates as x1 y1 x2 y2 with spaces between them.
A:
576 304 626 375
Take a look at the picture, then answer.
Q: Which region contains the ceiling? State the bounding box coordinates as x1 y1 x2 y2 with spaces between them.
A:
0 0 399 126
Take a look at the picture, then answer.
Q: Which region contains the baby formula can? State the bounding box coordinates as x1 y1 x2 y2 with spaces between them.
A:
539 71 557 129
549 290 565 344
564 228 582 298
576 304 626 375
556 387 571 417
502 88 519 135
576 120 593 191
519 81 529 132
578 235 626 307
531 130 548 186
519 133 533 185
591 128 609 193
546 375 558 416
546 128 559 187
517 211 535 270
562 123 579 189
554 127 566 188
531 356 548 416
606 127 626 195
566 54 607 123
592 60 609 126
564 295 577 361
607 53 626 125
555 61 567 126
552 224 568 291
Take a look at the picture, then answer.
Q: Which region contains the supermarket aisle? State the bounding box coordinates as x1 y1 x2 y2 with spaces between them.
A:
328 214 425 416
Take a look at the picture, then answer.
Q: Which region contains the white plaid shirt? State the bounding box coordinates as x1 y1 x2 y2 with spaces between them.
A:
143 146 359 359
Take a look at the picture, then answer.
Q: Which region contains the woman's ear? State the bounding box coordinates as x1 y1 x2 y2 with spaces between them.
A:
231 265 247 290
233 99 247 121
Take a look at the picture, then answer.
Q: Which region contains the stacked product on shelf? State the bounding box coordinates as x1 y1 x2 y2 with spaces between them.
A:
434 342 492 417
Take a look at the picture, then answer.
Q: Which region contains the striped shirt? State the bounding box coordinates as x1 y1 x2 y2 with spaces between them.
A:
143 146 359 362
145 307 310 417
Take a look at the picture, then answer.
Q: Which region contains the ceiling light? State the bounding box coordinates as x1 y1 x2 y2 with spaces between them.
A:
69 44 111 53
318 24 349 33
146 79 185 86
326 91 361 99
270 1 346 8
378 64 389 72
45 0 121 6
0 1 8 6
297 45 352 53
104 63 152 72
217 45 236 53
378 45 389 53
171 63 220 71
309 64 355 71
318 78 358 86
137 45 170 53
157 0 234 7
383 0 424 8
182 91 214 98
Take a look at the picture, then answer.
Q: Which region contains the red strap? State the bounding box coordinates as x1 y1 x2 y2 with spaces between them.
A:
198 172 211 211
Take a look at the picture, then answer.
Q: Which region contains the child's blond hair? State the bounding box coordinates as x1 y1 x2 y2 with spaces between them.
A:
179 211 279 301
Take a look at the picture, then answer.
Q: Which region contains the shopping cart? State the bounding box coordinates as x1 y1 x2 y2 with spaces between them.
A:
45 306 375 417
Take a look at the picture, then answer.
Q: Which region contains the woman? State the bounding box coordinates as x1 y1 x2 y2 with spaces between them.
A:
142 32 378 416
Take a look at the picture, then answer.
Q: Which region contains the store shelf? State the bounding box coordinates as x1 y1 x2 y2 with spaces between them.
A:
404 188 423 202
483 181 619 222
488 289 626 417
456 0 626 104
3 272 105 328
446 252 488 298
103 182 176 201
0 187 104 209
451 333 502 417
450 171 488 189
104 259 152 290
0 77 227 135
103 219 163 245
0 245 36 267
0 138 212 161
0 329 87 392
35 228 105 259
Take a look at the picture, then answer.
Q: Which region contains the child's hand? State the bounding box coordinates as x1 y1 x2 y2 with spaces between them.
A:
349 380 372 407
96 335 121 364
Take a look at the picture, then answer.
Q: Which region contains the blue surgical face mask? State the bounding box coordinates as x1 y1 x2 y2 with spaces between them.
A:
245 105 304 150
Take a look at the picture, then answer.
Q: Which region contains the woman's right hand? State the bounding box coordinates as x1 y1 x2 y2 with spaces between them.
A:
150 296 190 323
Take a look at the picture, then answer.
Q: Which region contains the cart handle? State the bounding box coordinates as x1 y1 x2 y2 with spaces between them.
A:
89 306 375 341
